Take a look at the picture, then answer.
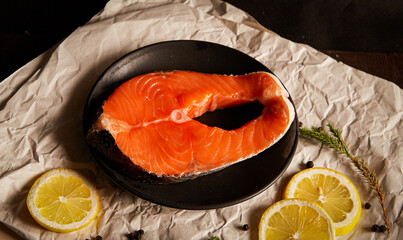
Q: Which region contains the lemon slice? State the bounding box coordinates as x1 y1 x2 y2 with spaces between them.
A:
259 199 335 240
283 167 361 236
26 168 99 232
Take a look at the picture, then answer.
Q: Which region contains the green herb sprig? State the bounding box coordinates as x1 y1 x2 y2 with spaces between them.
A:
204 237 220 240
299 122 390 236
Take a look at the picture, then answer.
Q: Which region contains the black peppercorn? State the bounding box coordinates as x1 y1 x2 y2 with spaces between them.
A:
242 224 249 231
364 202 371 209
298 122 303 127
306 161 314 168
127 230 145 240
127 232 135 240
371 224 379 232
379 225 387 232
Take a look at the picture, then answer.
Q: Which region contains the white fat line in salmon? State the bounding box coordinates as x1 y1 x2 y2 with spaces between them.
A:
96 94 260 135
96 113 175 135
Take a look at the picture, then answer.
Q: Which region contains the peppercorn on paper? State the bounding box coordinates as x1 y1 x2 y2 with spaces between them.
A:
0 0 402 239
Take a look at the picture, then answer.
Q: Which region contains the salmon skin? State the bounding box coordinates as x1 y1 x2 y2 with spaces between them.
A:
87 71 295 183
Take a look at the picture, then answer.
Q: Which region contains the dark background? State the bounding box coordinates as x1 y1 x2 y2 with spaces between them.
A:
1 0 402 85
0 0 402 238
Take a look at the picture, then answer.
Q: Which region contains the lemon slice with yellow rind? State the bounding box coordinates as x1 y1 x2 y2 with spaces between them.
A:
283 167 361 236
259 199 336 240
27 168 99 232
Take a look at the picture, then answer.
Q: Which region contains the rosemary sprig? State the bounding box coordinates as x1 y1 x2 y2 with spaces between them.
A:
299 122 390 235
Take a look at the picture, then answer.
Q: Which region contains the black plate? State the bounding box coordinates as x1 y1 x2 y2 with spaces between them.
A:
83 40 298 210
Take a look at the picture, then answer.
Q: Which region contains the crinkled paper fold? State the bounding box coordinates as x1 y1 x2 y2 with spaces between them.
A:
0 0 402 239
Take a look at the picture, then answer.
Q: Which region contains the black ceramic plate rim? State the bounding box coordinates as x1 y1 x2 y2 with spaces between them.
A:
83 40 298 210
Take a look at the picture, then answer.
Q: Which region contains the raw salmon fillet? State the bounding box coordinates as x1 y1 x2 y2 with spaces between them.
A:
87 71 295 183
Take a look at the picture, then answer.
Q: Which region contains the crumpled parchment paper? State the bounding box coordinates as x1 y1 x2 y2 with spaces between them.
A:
0 0 402 239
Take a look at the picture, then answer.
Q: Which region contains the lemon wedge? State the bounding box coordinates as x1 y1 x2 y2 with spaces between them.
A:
26 168 99 232
283 167 361 236
259 199 335 240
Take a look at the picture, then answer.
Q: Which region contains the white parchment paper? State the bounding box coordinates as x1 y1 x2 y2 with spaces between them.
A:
0 0 402 239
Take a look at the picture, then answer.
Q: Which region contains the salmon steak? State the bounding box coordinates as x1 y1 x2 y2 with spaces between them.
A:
87 71 295 183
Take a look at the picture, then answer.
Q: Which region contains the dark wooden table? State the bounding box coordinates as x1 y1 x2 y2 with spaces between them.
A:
0 0 402 239
1 1 402 87
320 50 402 88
